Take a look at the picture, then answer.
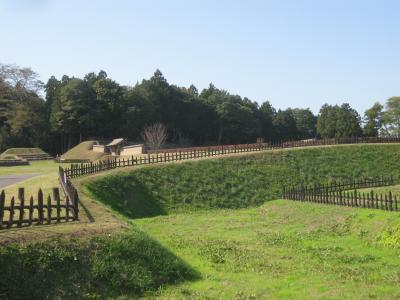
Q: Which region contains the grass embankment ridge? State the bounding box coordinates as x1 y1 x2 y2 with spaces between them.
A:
85 144 400 218
61 140 105 162
1 148 47 156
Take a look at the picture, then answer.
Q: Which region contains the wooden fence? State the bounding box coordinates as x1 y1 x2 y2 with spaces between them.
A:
283 177 399 211
0 187 78 229
63 137 400 179
298 176 395 193
59 166 80 219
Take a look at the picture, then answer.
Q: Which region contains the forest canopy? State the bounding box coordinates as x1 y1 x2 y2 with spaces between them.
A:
0 63 399 155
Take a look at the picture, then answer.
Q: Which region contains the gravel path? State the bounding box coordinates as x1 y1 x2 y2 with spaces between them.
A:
0 174 40 189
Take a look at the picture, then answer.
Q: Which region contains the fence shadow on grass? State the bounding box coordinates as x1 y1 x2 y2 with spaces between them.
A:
85 176 167 219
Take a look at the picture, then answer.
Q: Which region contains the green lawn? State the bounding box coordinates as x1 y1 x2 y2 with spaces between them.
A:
0 160 71 202
135 200 400 299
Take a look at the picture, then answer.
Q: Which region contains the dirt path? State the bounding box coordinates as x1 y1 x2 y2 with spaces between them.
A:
0 174 40 189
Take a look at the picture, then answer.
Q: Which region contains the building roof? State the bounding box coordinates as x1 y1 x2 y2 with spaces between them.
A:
106 138 125 147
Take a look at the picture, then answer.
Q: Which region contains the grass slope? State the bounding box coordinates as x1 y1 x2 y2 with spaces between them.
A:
0 229 198 299
136 200 400 299
86 144 400 219
61 140 105 162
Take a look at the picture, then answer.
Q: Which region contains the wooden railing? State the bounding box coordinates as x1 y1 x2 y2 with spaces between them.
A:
58 166 79 220
283 176 399 211
0 187 77 229
63 137 400 179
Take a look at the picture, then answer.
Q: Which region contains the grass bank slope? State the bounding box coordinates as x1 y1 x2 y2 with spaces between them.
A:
85 144 400 219
61 140 105 162
2 147 47 156
0 229 198 299
137 200 400 299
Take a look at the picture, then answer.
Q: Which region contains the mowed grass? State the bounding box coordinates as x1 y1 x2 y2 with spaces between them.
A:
136 200 400 299
85 144 400 219
0 160 71 200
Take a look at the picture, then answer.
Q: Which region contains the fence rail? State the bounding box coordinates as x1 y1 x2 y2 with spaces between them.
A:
59 167 80 219
283 176 399 211
0 187 78 229
301 176 395 193
64 137 400 179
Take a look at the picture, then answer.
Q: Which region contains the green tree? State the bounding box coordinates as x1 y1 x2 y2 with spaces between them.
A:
259 101 276 140
50 78 95 148
383 97 400 136
290 108 317 139
273 109 298 140
317 103 362 138
363 102 383 137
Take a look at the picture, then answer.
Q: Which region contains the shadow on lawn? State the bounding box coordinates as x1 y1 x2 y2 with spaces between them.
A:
85 176 167 219
0 229 201 299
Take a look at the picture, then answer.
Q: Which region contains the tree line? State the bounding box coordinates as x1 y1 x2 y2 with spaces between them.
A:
1 63 399 155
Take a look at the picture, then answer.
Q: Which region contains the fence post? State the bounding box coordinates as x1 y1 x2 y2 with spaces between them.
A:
53 187 61 223
38 189 44 224
47 195 52 224
18 187 25 227
29 196 33 225
73 189 79 220
370 190 374 208
66 196 70 221
8 197 15 228
389 191 393 211
0 190 5 228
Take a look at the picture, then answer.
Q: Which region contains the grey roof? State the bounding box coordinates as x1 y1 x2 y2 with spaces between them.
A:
106 138 125 146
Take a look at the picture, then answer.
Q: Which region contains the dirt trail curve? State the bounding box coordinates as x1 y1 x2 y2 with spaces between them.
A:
0 174 39 189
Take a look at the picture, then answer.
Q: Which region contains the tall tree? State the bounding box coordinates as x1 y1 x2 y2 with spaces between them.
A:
259 101 276 141
317 103 362 138
273 109 298 140
383 97 400 136
363 102 383 137
290 108 317 139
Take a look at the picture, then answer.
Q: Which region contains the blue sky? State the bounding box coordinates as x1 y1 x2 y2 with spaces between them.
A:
1 0 399 114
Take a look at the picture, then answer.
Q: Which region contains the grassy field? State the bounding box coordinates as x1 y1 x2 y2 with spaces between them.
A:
2 144 400 298
80 144 400 298
0 160 70 199
135 200 400 299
